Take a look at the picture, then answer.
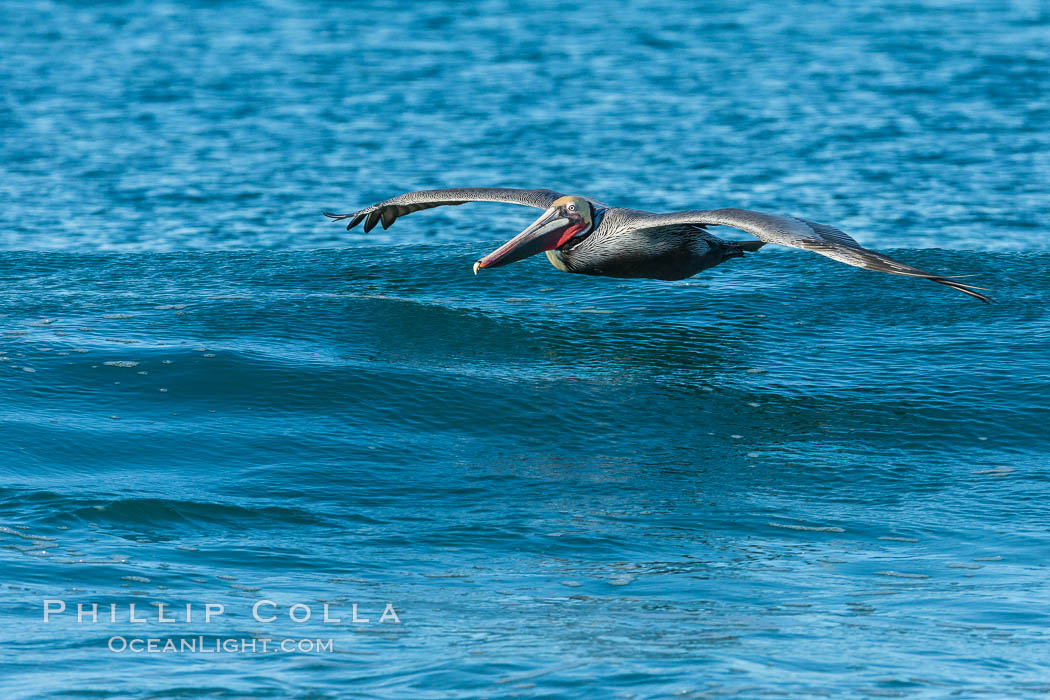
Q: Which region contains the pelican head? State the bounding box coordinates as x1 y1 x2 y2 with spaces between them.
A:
473 196 595 273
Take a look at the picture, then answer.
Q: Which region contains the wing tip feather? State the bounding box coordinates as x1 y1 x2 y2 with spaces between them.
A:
930 277 995 303
323 211 368 230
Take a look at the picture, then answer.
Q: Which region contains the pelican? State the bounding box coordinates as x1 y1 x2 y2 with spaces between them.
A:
324 188 991 302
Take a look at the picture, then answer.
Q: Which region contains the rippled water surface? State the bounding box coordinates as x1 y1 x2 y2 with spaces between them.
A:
2 0 1050 697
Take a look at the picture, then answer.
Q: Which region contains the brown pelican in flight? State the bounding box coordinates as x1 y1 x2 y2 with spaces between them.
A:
325 188 991 302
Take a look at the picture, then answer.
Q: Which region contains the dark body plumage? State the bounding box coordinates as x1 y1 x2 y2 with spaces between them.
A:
325 187 991 302
549 223 731 280
547 209 761 281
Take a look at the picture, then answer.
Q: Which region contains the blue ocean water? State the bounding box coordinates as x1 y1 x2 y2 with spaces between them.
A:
2 0 1049 697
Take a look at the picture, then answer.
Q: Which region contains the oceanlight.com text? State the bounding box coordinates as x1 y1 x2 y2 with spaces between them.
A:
107 636 335 654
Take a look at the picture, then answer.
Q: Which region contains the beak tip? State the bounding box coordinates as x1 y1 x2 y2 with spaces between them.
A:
472 261 481 275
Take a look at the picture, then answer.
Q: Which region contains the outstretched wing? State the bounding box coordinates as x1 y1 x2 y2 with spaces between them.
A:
637 208 992 303
324 188 566 233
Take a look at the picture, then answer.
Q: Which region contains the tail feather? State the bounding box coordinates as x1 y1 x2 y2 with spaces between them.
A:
734 240 766 253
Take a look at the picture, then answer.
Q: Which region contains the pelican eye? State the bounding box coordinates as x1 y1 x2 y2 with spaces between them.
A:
567 203 577 212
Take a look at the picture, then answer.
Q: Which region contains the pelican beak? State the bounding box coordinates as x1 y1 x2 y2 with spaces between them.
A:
473 208 579 272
